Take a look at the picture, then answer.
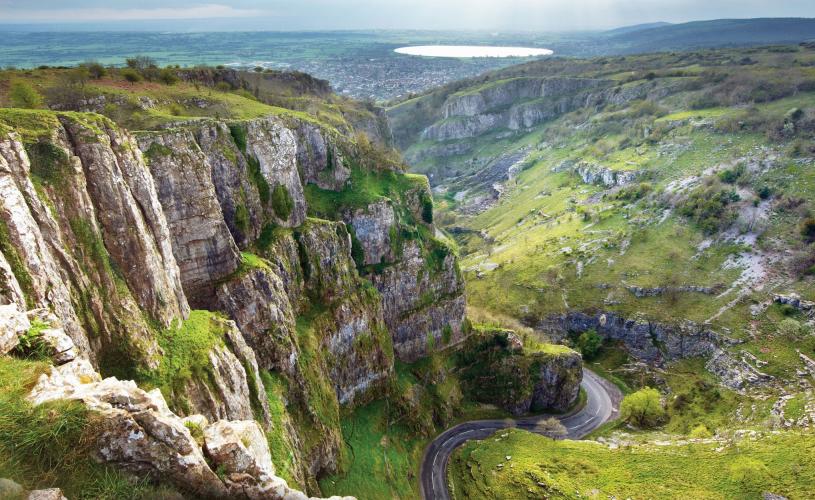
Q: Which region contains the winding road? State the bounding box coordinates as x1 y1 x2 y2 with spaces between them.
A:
420 369 622 500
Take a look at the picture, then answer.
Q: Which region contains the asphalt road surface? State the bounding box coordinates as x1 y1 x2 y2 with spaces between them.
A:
420 369 622 500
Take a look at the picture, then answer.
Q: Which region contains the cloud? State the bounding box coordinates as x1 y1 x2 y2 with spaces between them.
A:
0 3 266 22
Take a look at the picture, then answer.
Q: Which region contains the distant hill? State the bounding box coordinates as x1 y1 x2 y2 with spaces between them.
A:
605 18 815 53
603 22 672 35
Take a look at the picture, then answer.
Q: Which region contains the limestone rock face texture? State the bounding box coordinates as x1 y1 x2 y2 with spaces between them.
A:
178 318 271 427
0 109 465 496
60 116 189 326
246 118 307 228
138 130 241 305
421 77 673 142
0 303 28 354
28 359 351 500
371 241 466 362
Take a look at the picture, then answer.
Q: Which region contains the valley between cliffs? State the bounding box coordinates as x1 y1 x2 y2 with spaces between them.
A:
0 66 585 499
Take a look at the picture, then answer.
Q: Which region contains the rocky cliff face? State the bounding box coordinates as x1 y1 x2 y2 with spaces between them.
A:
538 311 772 390
28 358 350 500
455 327 582 415
0 107 467 496
404 76 679 147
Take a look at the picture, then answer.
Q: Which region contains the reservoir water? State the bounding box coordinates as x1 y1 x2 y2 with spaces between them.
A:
394 45 553 58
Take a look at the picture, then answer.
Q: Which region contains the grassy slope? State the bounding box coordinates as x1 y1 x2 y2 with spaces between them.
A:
448 428 815 500
399 47 815 397
0 66 379 136
0 356 177 499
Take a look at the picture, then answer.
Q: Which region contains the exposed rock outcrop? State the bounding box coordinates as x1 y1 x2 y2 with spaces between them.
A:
215 266 299 374
178 319 271 427
538 310 770 390
371 241 466 361
705 347 773 390
345 200 396 266
60 115 189 327
27 359 350 500
296 123 349 192
0 302 28 355
246 118 307 228
416 77 678 144
194 122 265 247
0 121 192 371
539 311 718 364
574 162 641 187
138 130 241 305
456 327 582 415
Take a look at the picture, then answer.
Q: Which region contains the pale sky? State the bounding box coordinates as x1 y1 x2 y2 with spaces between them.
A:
0 0 813 31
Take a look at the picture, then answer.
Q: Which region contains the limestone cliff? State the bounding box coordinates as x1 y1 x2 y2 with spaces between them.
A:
0 107 467 496
455 326 582 415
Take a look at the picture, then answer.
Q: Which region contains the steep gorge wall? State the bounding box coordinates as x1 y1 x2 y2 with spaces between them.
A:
399 76 680 145
0 109 467 495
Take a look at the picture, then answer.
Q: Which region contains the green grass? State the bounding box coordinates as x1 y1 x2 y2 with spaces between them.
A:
319 400 427 499
0 108 60 141
449 428 815 499
305 164 428 220
140 310 229 414
0 356 176 499
259 371 300 489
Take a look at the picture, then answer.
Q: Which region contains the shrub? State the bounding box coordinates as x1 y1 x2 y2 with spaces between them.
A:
576 329 602 360
689 424 713 439
442 324 453 344
620 387 665 428
9 82 43 109
801 218 815 242
421 192 434 224
80 61 106 79
778 318 804 337
215 82 232 92
125 55 156 72
718 163 745 184
271 184 294 221
158 68 179 85
677 186 740 234
13 319 51 359
615 182 652 201
121 68 142 83
534 417 568 438
728 457 770 492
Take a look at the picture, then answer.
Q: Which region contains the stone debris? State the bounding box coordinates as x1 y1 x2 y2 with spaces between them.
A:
0 303 29 355
27 359 354 500
27 488 68 500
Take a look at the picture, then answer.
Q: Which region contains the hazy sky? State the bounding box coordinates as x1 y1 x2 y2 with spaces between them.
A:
0 1 814 31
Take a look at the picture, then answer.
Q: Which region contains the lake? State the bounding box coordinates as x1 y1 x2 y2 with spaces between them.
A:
394 45 553 58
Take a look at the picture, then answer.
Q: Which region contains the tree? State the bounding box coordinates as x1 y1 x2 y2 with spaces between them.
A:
125 55 157 72
576 329 602 360
121 68 142 84
158 68 179 85
534 417 567 439
80 61 106 79
620 387 665 428
9 82 43 109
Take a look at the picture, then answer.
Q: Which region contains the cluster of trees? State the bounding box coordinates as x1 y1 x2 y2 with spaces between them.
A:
4 56 186 111
121 56 179 85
